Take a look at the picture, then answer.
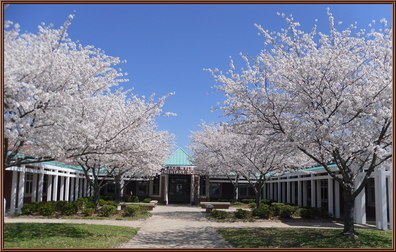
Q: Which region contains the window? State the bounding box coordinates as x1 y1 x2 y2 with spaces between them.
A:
367 179 375 206
137 181 149 196
321 180 328 201
106 183 115 194
199 176 206 196
209 183 221 198
152 176 160 196
25 173 34 195
238 184 255 198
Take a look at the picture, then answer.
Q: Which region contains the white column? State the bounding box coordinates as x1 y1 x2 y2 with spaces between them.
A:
286 180 291 204
334 180 341 218
59 176 65 201
75 178 80 200
70 178 75 201
298 180 302 206
31 173 38 202
316 179 322 208
310 177 316 208
46 175 53 202
65 176 70 201
10 171 18 214
291 181 296 204
37 171 44 202
52 175 58 201
17 169 26 213
328 178 334 217
277 181 281 202
354 180 366 225
375 168 388 230
302 181 308 206
165 174 169 205
387 175 393 230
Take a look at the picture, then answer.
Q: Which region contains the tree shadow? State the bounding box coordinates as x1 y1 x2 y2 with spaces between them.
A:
118 226 232 248
4 223 90 242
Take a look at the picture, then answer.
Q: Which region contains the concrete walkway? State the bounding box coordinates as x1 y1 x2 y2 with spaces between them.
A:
5 205 376 248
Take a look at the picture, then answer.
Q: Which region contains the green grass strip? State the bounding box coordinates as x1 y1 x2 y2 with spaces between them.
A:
218 227 392 248
4 223 138 248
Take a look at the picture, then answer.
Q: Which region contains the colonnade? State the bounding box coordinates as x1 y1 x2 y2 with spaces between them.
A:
7 164 93 214
263 168 392 230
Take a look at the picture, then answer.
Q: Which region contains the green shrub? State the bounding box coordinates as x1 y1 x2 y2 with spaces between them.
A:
260 199 273 205
54 201 68 212
21 202 40 215
76 197 95 210
234 208 251 219
279 205 297 219
297 207 314 219
132 196 140 202
21 204 32 215
99 205 117 217
99 199 118 207
38 202 56 216
143 198 152 203
248 202 257 209
81 208 95 216
210 210 229 219
271 203 286 216
60 202 79 216
252 204 272 219
241 199 255 204
122 205 145 217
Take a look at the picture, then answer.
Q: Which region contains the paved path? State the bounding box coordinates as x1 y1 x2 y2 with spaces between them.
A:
116 205 232 248
5 205 376 248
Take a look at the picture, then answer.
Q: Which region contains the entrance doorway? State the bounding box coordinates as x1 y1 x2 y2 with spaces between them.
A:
168 175 191 204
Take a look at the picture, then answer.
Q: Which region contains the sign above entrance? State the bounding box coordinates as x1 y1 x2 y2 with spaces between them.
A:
163 166 195 175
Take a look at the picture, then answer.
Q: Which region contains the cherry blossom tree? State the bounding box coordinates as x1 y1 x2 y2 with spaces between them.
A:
190 123 241 202
59 91 174 207
4 15 126 168
108 127 173 203
4 15 175 208
210 10 392 236
190 123 300 207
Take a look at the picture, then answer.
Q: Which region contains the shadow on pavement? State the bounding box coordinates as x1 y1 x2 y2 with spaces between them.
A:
117 226 232 248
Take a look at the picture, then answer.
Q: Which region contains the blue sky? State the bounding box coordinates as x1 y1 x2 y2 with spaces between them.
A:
5 4 392 151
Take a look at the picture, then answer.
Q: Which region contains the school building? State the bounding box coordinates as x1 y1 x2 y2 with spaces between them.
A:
4 148 392 230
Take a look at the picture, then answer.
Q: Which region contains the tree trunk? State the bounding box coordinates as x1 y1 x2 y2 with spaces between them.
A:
342 190 356 237
232 175 239 203
93 184 101 210
255 190 261 208
4 137 8 169
233 184 239 203
114 175 121 203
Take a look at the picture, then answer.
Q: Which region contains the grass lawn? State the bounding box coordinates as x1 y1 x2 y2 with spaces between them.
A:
4 223 138 248
218 228 393 248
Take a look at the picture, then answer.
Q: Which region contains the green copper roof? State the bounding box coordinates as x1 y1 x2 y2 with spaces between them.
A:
163 148 195 166
41 160 83 171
